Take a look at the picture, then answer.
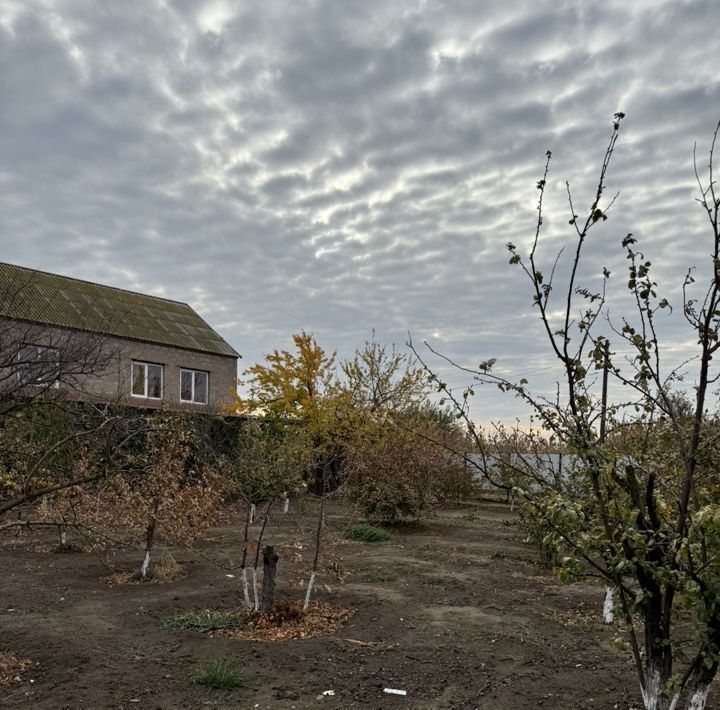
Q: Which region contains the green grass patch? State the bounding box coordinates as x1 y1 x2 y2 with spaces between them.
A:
462 513 478 522
362 568 397 583
192 658 246 690
490 551 508 561
160 609 246 633
344 524 392 543
422 574 444 585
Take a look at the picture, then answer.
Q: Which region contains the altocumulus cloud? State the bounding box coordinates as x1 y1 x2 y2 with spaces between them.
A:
1 0 719 421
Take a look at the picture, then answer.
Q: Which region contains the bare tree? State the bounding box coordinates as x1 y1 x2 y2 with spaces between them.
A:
0 271 118 416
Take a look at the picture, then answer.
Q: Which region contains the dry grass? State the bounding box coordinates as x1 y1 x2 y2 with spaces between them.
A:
154 552 183 581
219 601 353 641
102 552 183 585
0 651 31 686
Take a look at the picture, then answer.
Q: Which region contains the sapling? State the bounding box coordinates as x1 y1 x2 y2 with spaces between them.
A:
240 503 252 608
303 489 326 610
252 502 272 611
45 417 223 580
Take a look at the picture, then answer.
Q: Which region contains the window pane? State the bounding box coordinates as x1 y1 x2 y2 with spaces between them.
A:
16 346 36 385
180 371 193 401
18 346 59 386
194 371 208 404
35 347 58 384
147 364 163 398
132 363 146 396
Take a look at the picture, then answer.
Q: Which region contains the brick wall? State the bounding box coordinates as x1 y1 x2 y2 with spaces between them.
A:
1 319 239 413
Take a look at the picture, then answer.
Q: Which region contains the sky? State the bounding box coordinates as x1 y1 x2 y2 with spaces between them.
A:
1 0 720 423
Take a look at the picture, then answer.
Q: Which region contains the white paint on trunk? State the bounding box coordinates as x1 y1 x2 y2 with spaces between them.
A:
60 531 67 547
250 504 256 524
641 666 662 710
303 570 316 610
668 693 680 710
687 684 710 710
603 586 615 624
140 550 151 579
510 495 515 512
283 495 290 514
241 568 251 608
252 568 259 612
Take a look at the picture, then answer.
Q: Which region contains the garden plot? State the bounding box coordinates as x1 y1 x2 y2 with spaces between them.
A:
0 499 679 709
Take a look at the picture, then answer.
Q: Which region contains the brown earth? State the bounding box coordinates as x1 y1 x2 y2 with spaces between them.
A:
1 499 707 710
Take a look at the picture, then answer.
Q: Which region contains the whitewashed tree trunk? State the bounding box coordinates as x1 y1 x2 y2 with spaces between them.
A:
139 515 156 580
603 586 615 624
250 504 256 524
252 568 259 612
641 663 664 710
283 493 289 514
241 567 251 608
303 570 316 611
140 550 151 580
686 684 710 710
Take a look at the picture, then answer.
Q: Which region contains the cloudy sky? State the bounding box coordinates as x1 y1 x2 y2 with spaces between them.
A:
1 0 719 421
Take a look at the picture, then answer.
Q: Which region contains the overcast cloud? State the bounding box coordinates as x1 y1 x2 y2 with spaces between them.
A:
1 0 719 422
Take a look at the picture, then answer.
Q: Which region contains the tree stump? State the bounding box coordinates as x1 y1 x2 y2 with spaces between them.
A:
260 545 279 614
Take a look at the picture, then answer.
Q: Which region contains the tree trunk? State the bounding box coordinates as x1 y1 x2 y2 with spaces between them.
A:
603 586 615 624
678 658 718 710
140 516 156 580
252 569 259 612
260 545 279 614
303 492 325 610
240 503 252 607
252 502 272 611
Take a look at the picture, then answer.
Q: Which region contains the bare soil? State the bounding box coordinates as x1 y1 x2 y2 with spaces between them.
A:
1 499 708 709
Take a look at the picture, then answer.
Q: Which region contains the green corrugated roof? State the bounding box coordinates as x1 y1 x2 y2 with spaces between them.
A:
0 263 240 358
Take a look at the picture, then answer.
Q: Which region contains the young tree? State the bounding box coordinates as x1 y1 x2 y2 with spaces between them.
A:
225 419 308 609
0 402 146 521
341 334 429 416
233 331 338 490
45 415 223 579
414 116 720 709
342 404 468 523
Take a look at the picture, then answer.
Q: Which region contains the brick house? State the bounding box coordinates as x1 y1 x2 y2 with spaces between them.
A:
0 262 240 412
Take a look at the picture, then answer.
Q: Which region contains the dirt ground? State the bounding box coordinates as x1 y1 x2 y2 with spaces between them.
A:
1 499 708 710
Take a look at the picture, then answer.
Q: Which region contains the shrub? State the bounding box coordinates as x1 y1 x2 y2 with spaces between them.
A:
343 523 392 543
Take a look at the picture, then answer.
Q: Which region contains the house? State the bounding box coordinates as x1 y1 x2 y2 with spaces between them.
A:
0 262 240 412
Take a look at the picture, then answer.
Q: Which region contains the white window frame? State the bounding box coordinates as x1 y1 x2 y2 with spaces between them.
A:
16 344 60 388
180 368 209 405
131 361 164 400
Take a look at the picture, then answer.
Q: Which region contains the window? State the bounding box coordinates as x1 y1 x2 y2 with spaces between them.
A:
16 345 60 387
131 361 163 399
180 369 208 404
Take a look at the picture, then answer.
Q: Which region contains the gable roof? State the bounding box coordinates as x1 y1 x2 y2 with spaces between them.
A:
0 263 240 358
